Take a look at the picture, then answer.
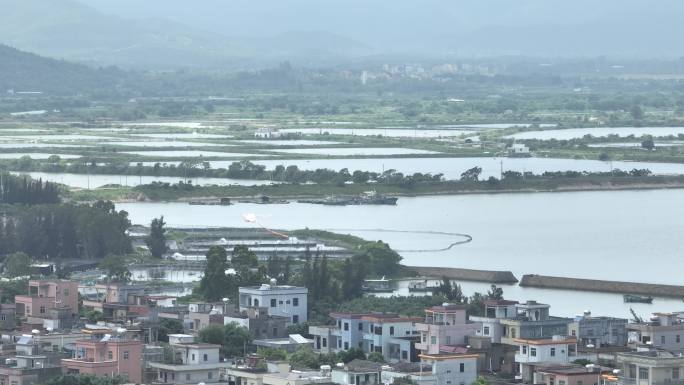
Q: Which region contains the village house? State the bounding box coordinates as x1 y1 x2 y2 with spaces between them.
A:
415 304 480 355
615 349 684 385
309 312 420 363
148 334 230 384
15 280 79 330
568 312 628 347
627 312 684 352
239 284 308 324
61 331 143 383
514 336 579 383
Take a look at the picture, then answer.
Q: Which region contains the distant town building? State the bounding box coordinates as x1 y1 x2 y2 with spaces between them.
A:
224 307 290 340
508 143 531 156
254 128 282 139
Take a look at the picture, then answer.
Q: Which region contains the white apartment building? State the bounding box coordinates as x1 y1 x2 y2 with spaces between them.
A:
239 284 308 324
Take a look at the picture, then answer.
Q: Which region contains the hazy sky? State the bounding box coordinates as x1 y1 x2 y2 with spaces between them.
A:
73 0 679 50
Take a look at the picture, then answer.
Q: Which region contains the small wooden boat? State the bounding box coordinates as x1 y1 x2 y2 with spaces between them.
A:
624 294 653 304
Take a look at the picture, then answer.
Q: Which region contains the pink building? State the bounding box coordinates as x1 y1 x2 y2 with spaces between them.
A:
61 338 143 383
15 280 78 318
415 304 480 355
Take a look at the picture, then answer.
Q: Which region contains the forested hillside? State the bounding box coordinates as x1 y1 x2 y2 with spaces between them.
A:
0 44 131 95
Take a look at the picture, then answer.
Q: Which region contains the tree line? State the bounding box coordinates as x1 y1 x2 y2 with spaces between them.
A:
0 172 59 204
0 201 131 259
8 158 444 186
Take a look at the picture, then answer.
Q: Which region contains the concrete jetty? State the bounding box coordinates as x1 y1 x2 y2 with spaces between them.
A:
408 266 518 284
520 274 684 298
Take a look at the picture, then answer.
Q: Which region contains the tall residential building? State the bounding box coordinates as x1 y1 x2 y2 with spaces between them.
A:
15 280 79 330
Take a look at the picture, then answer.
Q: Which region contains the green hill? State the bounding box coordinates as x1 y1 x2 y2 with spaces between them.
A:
0 44 130 95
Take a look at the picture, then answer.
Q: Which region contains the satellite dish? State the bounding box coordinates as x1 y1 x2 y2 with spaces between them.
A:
116 328 127 334
222 298 229 302
46 327 53 332
31 329 40 335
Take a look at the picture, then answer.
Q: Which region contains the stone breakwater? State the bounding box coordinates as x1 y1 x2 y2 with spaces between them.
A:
520 274 684 298
408 266 519 284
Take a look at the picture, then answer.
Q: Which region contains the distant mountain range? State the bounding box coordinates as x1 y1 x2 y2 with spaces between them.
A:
2 0 684 70
0 0 369 69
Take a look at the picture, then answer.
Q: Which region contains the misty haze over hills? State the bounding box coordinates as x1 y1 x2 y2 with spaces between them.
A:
2 0 684 69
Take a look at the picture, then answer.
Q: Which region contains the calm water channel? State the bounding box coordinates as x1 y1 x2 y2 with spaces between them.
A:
118 189 684 319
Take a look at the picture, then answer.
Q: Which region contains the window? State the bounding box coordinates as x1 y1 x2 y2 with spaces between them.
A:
662 335 666 344
271 299 277 307
358 323 363 331
459 363 465 373
186 374 191 381
108 351 113 360
40 306 46 314
446 336 451 345
293 298 299 306
511 328 516 338
530 348 537 357
639 368 649 380
64 288 69 296
0 314 4 321
402 351 408 360
522 346 527 354
322 338 327 347
484 326 490 335
192 354 196 361
293 315 299 324
571 330 576 336
559 381 566 385
344 342 349 350
203 354 208 362
344 322 349 331
446 370 451 374
253 299 259 307
550 377 555 385
286 300 290 304
673 368 680 380
338 340 342 348
677 335 681 343
208 372 213 379
279 301 283 305
431 336 437 344
390 326 395 336
273 327 278 336
550 348 556 357
123 351 129 360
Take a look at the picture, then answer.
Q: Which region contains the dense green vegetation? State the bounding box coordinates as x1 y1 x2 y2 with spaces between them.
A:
0 172 59 204
0 200 131 259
